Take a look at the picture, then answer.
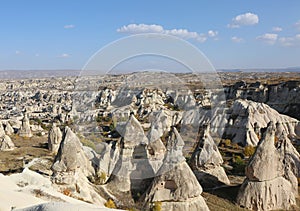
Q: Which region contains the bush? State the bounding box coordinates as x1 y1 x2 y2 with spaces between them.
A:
104 199 117 209
62 188 72 196
232 155 246 175
224 139 231 147
244 145 255 157
152 201 162 211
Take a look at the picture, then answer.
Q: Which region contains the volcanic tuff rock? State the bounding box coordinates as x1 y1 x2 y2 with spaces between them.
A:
144 127 209 211
225 80 300 120
183 99 300 146
237 122 297 211
108 115 154 193
48 123 63 153
51 127 104 205
0 134 15 151
18 113 32 138
51 126 94 185
190 123 230 189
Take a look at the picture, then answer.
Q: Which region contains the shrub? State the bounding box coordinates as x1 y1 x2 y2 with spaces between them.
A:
224 139 231 147
62 188 72 196
104 199 117 209
232 155 246 175
98 172 107 184
244 145 255 157
152 201 162 211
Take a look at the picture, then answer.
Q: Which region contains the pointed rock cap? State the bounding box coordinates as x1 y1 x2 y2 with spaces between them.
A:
52 126 93 176
191 123 223 168
246 121 284 181
118 114 147 148
0 135 15 151
160 127 185 171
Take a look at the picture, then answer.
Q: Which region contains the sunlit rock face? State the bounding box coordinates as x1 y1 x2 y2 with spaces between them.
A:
237 122 299 211
143 127 210 211
190 123 230 189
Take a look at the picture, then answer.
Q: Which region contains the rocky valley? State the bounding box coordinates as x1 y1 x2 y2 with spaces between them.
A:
0 71 300 211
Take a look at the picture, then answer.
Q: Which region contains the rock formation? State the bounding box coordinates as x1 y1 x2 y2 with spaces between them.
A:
51 127 103 205
237 122 297 211
185 99 300 146
18 113 32 138
97 141 119 184
51 126 94 184
225 80 300 120
190 123 230 189
107 115 154 193
144 127 209 211
0 134 15 151
48 123 62 153
0 122 5 137
4 122 14 135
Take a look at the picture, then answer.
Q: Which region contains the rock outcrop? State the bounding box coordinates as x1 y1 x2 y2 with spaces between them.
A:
48 123 62 153
18 113 32 138
108 115 154 193
237 122 297 211
51 127 103 205
225 80 300 120
0 134 15 151
4 122 14 135
183 99 300 146
190 123 230 189
144 127 209 211
51 126 94 184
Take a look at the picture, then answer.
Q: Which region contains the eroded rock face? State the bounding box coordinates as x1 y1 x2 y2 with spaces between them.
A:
108 115 154 193
5 122 14 135
226 100 299 146
48 123 62 153
144 127 209 211
18 113 32 138
225 80 300 120
50 127 104 205
183 99 300 146
237 122 297 211
190 124 230 189
51 126 94 185
0 135 15 151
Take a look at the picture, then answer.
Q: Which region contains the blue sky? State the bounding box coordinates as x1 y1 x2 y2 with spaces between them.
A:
1 0 300 70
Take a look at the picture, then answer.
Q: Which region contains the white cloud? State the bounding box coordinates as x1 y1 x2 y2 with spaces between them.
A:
208 30 218 37
294 20 300 31
228 12 259 28
35 53 40 57
256 33 278 45
272 26 282 32
278 34 300 47
15 50 21 55
117 23 210 42
231 36 244 43
117 24 163 33
64 24 75 29
58 53 70 58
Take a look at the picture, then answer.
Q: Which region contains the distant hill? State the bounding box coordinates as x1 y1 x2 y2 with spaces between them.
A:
218 67 300 73
0 70 81 79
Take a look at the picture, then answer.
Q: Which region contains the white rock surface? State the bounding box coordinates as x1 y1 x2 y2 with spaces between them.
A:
237 122 297 210
0 134 15 151
47 123 62 153
144 128 209 211
18 113 32 138
190 123 230 188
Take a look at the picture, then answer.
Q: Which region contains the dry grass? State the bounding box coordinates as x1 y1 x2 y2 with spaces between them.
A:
0 135 51 174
